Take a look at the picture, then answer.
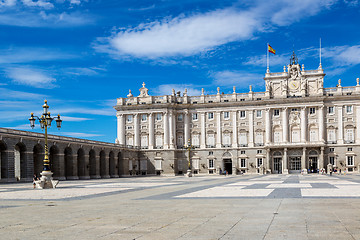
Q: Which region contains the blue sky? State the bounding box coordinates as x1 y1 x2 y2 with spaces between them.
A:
1 0 360 143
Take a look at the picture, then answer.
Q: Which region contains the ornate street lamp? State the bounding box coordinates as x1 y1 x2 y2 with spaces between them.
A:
29 100 62 189
184 139 194 177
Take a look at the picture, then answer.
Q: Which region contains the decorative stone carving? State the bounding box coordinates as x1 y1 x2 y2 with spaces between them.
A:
138 82 149 97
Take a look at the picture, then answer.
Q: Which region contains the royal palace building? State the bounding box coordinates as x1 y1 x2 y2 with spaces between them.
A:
114 53 360 175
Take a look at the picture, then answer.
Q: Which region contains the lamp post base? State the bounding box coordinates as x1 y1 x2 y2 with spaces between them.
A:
186 169 192 177
35 171 59 189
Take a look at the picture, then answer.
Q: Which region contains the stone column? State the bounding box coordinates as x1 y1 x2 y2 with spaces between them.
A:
117 114 125 145
216 112 222 148
338 106 344 144
200 112 206 148
283 148 288 174
282 107 288 142
265 108 271 144
169 111 175 149
184 110 190 145
148 113 154 150
356 106 360 143
302 147 307 173
318 105 324 142
134 114 140 147
163 112 169 149
301 107 307 143
266 149 270 172
319 147 324 170
232 111 238 148
248 110 254 147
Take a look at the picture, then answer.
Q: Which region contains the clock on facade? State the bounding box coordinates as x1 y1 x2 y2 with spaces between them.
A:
289 80 299 90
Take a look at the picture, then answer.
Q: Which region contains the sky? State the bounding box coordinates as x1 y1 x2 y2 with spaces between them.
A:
0 0 360 143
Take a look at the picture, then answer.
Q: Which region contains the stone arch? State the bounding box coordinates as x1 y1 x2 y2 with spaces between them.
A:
77 148 88 179
109 151 117 177
273 151 282 156
100 150 109 178
33 144 44 176
0 140 7 179
222 151 232 158
89 149 98 178
117 152 122 176
64 147 74 180
308 150 318 156
49 145 61 179
14 142 27 181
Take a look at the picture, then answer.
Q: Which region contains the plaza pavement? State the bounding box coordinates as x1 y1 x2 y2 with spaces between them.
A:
1 173 360 240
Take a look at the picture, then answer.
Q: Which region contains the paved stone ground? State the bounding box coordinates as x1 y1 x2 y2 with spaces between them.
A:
1 174 360 240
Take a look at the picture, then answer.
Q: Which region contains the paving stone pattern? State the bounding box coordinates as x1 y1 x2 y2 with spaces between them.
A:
1 174 360 240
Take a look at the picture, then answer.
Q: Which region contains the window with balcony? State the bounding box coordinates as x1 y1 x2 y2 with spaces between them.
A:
328 129 336 143
207 134 215 147
239 132 247 146
345 128 354 143
192 134 200 147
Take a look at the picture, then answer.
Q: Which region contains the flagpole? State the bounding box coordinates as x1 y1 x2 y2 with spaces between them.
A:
319 38 322 69
267 43 269 73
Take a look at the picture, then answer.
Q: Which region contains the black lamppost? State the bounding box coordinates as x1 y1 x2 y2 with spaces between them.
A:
29 100 62 189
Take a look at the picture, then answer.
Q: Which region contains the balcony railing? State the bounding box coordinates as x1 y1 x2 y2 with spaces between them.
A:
344 140 355 144
206 145 215 148
222 144 231 148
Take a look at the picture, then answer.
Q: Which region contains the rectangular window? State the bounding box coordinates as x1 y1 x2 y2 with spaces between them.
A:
240 150 246 154
241 158 246 168
328 129 336 142
240 111 246 118
346 129 354 142
192 113 198 120
209 151 213 155
328 106 334 114
274 109 280 116
177 114 183 121
348 147 353 151
224 112 230 119
257 158 263 167
329 157 335 165
155 135 163 147
256 110 262 118
329 148 334 153
141 114 147 122
192 135 200 147
208 112 214 120
156 113 162 121
309 107 316 114
255 132 263 145
223 133 231 145
177 135 184 147
127 115 133 122
310 130 318 142
209 159 214 169
141 135 148 147
347 156 354 166
257 150 262 154
274 132 281 143
207 134 215 146
346 105 353 113
239 132 247 145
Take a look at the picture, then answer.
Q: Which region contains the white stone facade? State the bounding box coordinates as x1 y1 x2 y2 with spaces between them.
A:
114 56 360 175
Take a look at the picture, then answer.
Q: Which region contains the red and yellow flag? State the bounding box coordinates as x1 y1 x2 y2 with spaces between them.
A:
268 44 276 55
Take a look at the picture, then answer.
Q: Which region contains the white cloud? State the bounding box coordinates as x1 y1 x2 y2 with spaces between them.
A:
98 0 338 60
0 47 77 64
0 0 16 7
21 0 53 9
152 84 202 96
60 132 103 138
0 10 93 27
0 88 45 100
211 70 264 88
323 45 360 67
61 116 93 122
65 67 99 76
5 67 56 88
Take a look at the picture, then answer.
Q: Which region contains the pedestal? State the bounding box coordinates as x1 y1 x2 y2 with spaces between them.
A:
186 169 192 177
282 169 289 174
35 171 59 189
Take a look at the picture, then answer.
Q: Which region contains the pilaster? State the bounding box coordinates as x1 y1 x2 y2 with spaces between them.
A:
248 110 254 147
200 112 206 149
337 106 344 144
300 107 307 143
216 112 222 148
148 113 154 150
232 111 238 148
282 107 288 143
